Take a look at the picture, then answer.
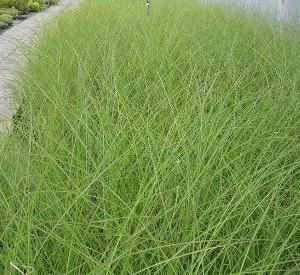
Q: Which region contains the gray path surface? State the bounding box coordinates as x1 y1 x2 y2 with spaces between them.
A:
0 0 83 133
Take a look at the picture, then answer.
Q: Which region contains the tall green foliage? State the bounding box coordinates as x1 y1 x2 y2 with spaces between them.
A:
1 0 300 273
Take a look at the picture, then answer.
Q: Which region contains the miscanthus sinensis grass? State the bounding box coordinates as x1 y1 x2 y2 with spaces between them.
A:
1 0 300 273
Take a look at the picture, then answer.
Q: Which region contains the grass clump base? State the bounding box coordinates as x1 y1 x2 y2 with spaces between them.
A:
1 0 300 273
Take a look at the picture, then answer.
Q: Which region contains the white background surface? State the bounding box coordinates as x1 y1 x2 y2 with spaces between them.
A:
206 0 300 26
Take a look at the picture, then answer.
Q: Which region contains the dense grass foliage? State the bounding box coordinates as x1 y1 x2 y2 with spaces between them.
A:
1 0 300 273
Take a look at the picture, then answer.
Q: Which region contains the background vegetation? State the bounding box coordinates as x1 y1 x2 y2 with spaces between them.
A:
0 0 58 28
1 0 300 273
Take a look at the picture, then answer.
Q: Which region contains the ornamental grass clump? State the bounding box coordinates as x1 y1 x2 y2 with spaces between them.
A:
1 0 300 273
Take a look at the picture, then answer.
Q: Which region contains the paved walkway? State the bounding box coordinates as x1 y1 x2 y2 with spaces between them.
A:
0 0 83 133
